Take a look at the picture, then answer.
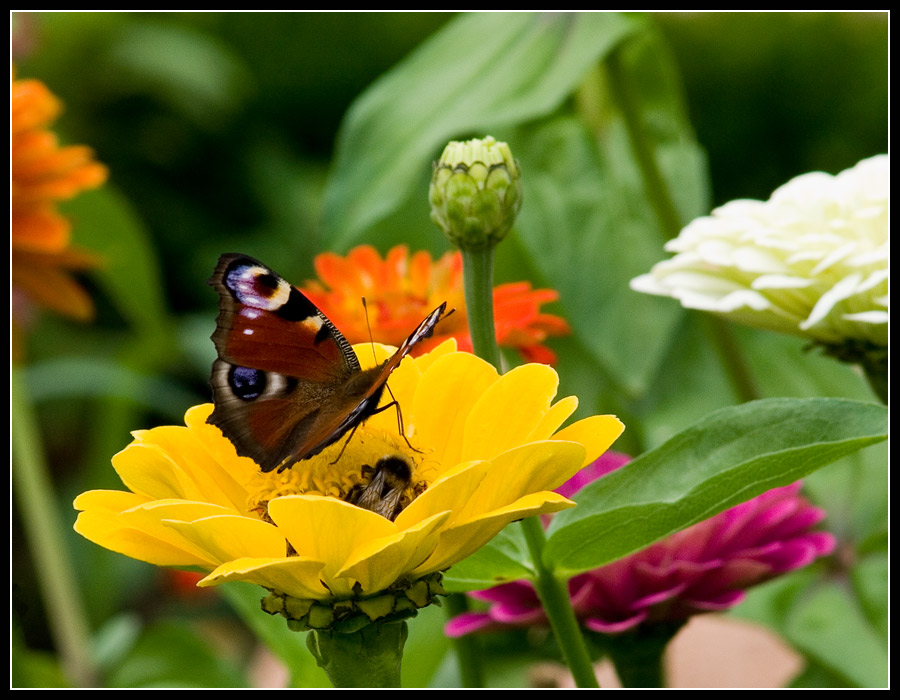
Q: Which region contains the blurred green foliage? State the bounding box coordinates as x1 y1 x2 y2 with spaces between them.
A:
11 11 887 688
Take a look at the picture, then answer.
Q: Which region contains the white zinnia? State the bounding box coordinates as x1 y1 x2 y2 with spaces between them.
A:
631 155 889 347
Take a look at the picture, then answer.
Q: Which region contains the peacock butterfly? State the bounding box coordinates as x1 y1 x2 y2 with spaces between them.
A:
207 253 448 473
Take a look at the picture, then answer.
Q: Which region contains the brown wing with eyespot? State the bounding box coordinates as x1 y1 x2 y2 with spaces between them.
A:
207 252 450 473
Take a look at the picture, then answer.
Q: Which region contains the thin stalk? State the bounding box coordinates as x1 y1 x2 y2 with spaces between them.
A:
521 517 599 688
605 42 759 403
444 594 485 687
11 367 96 687
601 621 684 688
460 247 502 371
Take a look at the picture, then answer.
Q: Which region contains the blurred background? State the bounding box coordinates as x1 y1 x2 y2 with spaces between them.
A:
11 11 888 688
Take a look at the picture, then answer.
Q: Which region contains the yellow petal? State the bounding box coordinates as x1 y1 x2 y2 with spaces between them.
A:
111 441 197 502
267 495 397 596
200 556 329 600
114 405 257 512
461 363 560 461
413 352 499 467
73 488 150 513
183 404 261 505
162 514 286 564
412 338 458 370
528 395 579 442
450 441 586 524
553 414 625 467
397 441 583 531
73 493 229 567
337 510 451 593
394 460 488 531
412 491 575 575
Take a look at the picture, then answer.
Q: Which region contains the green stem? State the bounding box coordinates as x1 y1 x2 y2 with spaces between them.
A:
600 621 684 688
605 45 683 243
444 594 485 687
306 622 407 688
521 517 598 688
605 41 759 405
702 316 761 403
461 247 503 371
863 360 888 404
11 367 96 687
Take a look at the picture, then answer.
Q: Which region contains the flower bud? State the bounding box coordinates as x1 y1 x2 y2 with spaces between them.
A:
429 136 522 250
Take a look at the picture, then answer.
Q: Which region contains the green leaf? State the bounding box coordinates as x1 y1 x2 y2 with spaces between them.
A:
784 582 888 688
850 553 889 643
545 398 888 577
25 358 202 421
104 619 247 688
400 604 452 689
443 525 535 592
322 12 642 250
220 582 330 688
509 115 688 399
101 19 253 129
61 185 172 345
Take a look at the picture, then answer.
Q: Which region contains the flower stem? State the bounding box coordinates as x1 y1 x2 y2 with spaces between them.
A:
604 40 759 404
521 517 599 688
444 594 485 687
604 44 683 243
306 622 407 688
602 621 684 688
11 367 96 687
461 247 503 371
701 315 761 403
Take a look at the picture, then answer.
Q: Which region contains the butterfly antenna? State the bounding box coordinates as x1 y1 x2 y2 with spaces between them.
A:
361 297 379 364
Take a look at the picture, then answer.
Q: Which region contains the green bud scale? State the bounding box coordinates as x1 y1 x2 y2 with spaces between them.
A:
430 136 522 251
260 572 446 634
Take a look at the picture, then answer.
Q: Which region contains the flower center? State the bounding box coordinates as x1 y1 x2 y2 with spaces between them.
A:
246 428 434 524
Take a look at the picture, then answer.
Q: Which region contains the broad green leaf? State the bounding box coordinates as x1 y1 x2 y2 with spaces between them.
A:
101 20 253 129
400 604 452 689
62 186 172 346
509 115 688 399
545 398 887 577
25 358 202 421
220 582 330 688
850 553 889 643
443 525 534 592
322 12 642 249
784 582 888 688
503 25 710 396
104 619 247 688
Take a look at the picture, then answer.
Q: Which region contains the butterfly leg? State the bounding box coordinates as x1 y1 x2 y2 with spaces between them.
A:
371 397 423 456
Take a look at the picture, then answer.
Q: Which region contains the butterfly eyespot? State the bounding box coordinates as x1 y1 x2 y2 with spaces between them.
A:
208 252 450 473
229 366 267 401
255 272 279 291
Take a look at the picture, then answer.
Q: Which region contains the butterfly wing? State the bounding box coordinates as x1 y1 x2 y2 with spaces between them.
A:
312 301 449 453
208 253 360 472
208 253 449 473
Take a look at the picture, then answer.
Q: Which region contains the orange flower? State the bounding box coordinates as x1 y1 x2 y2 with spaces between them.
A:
302 245 570 364
11 68 107 356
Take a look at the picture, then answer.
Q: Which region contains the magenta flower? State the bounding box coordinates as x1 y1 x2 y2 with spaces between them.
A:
446 452 835 637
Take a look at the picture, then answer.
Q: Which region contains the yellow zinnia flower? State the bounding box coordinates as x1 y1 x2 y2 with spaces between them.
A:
74 340 623 630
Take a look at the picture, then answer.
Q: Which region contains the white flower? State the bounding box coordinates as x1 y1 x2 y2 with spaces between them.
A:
631 155 889 347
